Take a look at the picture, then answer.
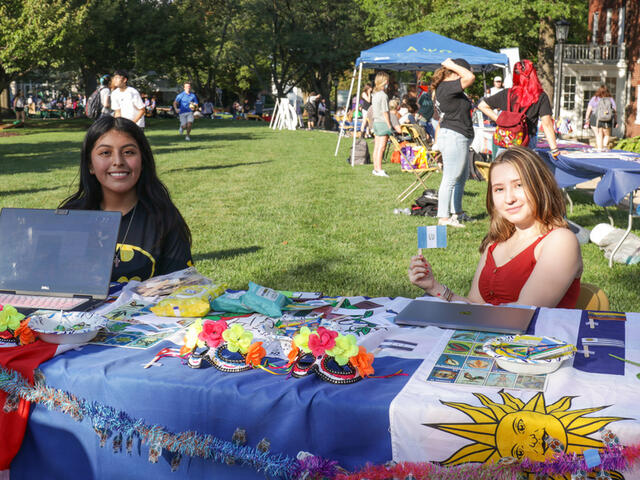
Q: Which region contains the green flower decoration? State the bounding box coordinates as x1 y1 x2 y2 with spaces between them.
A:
0 306 24 332
222 323 253 354
293 326 312 354
184 319 205 350
326 334 358 366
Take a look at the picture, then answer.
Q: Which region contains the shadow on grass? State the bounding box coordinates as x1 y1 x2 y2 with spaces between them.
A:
164 160 271 174
194 246 262 262
0 186 65 196
1 141 78 174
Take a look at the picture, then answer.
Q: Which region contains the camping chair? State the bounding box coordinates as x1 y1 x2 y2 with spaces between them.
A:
400 124 430 149
389 135 441 202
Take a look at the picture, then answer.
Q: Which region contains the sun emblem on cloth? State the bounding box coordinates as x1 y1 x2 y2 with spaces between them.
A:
425 390 629 479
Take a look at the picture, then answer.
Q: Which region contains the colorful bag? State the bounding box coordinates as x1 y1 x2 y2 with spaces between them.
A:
400 145 415 169
493 91 529 148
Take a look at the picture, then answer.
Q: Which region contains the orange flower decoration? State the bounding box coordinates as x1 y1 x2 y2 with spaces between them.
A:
287 343 300 365
245 341 266 367
179 336 192 356
14 321 36 345
350 346 375 377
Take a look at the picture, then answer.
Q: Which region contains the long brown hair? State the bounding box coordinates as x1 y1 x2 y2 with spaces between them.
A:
480 147 567 252
595 85 612 98
430 67 450 94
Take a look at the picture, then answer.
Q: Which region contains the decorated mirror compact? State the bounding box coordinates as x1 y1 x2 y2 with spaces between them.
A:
482 335 576 375
28 311 108 344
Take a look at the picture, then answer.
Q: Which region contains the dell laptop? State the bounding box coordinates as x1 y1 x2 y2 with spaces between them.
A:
394 299 535 334
0 208 121 313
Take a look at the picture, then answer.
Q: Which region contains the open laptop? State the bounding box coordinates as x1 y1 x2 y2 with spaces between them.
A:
394 299 535 334
0 208 121 313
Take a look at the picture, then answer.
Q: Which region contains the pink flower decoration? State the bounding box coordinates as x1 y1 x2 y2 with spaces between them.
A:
308 327 338 357
198 319 228 348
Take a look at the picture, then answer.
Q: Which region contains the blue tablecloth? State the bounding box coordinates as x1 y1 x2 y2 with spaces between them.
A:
536 148 640 207
11 342 420 479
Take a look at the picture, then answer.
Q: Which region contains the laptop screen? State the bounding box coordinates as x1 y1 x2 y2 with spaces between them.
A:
0 208 121 299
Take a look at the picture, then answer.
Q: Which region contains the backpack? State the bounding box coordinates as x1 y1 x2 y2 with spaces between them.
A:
347 138 370 165
85 87 104 119
417 90 434 121
595 97 613 124
410 189 438 217
493 91 529 148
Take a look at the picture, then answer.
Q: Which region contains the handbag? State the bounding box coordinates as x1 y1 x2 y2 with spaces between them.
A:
493 91 529 148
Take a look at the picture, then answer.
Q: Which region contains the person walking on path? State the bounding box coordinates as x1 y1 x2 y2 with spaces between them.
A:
584 85 617 152
431 58 476 226
173 82 199 141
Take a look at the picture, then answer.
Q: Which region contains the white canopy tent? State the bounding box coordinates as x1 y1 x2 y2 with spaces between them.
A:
334 31 509 165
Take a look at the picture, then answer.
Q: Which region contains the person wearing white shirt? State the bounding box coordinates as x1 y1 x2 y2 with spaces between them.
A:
489 76 504 96
111 69 145 128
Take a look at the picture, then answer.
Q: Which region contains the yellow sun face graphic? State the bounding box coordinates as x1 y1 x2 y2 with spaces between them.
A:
425 390 629 478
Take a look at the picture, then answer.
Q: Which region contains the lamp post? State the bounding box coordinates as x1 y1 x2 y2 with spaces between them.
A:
554 18 571 119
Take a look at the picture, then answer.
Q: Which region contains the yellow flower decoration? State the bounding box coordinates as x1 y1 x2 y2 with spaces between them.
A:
183 319 205 350
222 323 253 354
326 334 358 366
293 326 312 354
0 305 24 331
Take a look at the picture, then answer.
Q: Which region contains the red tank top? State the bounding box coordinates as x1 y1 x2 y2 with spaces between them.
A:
479 233 581 308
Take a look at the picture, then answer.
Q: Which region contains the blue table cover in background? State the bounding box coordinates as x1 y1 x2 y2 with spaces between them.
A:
536 148 640 207
11 342 420 480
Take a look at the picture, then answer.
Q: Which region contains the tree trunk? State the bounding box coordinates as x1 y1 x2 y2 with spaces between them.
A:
537 17 556 101
83 69 98 98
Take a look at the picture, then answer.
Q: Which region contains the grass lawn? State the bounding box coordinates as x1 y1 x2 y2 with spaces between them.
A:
1 118 639 312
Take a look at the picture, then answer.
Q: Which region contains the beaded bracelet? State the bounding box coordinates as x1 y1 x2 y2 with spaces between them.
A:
437 285 454 302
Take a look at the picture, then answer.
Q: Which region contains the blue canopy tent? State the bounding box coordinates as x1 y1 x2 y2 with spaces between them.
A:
335 31 509 162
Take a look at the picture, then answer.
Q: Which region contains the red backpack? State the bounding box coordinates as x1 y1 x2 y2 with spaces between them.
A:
493 91 529 148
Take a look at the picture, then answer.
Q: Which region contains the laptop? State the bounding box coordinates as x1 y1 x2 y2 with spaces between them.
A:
394 299 535 334
0 208 121 313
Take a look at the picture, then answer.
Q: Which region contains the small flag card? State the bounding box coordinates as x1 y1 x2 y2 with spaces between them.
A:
417 225 447 249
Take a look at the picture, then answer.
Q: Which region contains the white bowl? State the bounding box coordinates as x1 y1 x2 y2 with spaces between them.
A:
28 311 108 345
483 335 575 375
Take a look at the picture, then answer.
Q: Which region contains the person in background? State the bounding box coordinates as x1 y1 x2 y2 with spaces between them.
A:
201 99 214 118
65 96 75 118
489 76 504 96
431 58 476 227
304 92 318 130
254 96 264 116
359 84 373 138
99 74 112 117
584 85 617 152
12 90 26 123
477 60 559 156
111 69 146 129
148 95 157 117
60 116 192 283
242 98 252 119
173 82 199 141
408 147 582 308
370 71 402 177
398 95 418 125
417 84 435 139
317 97 327 129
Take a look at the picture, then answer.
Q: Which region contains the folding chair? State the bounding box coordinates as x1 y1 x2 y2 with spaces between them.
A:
474 161 492 181
400 124 430 149
389 135 441 202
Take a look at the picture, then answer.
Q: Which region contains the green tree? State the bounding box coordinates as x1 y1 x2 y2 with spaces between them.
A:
0 0 85 98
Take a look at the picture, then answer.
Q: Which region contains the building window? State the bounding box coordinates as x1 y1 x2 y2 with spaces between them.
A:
619 7 625 44
580 75 600 83
562 75 576 110
592 12 599 43
605 9 612 43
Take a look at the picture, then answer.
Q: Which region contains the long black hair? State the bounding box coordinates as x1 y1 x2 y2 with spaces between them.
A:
60 116 191 247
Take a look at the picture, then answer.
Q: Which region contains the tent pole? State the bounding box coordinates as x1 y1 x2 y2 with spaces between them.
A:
351 63 363 167
335 66 357 157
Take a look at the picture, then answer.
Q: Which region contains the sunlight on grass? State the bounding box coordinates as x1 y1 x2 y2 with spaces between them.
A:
1 118 638 311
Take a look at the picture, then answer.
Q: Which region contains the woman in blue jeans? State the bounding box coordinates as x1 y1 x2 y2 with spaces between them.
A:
432 58 475 227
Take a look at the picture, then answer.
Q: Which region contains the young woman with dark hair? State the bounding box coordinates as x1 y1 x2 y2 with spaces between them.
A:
477 59 560 156
408 147 582 308
60 116 192 282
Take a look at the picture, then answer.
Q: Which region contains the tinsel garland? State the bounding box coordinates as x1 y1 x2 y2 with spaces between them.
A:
2 364 640 480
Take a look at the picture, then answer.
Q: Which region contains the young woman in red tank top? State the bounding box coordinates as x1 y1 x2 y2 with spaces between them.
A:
408 146 582 308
